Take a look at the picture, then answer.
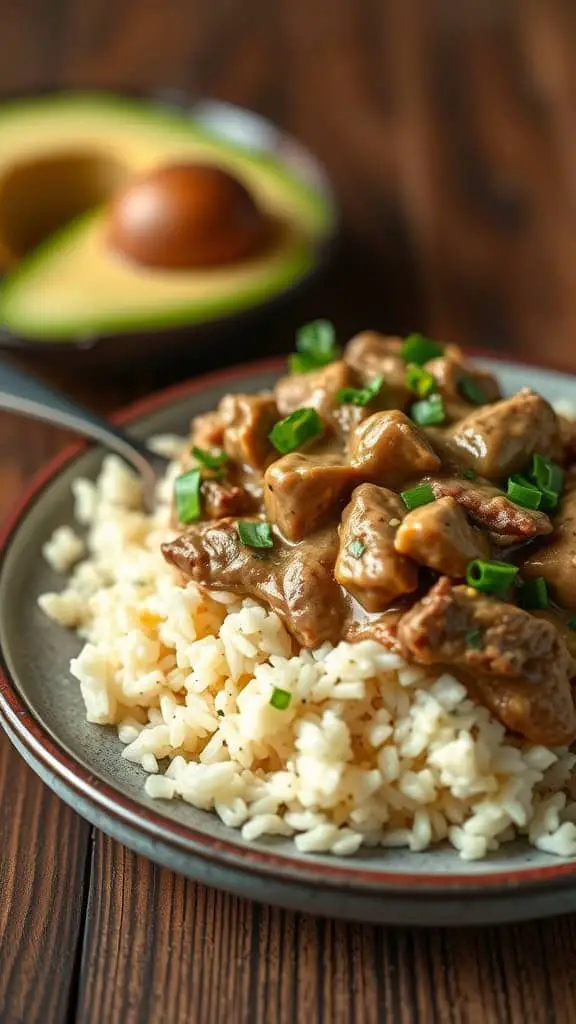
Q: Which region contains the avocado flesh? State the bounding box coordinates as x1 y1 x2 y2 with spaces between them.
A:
0 93 332 340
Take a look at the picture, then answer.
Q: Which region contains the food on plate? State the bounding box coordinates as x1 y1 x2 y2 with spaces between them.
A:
39 324 576 860
0 92 330 339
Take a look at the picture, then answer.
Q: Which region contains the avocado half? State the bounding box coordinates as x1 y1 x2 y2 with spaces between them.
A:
0 93 334 342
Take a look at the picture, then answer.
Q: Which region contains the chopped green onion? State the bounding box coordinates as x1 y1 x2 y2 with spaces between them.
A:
506 479 542 510
348 539 366 559
462 469 477 481
336 374 384 407
405 364 436 398
237 520 274 549
270 687 292 710
400 483 435 510
536 487 558 511
458 375 486 405
410 394 446 427
465 628 483 650
191 445 229 476
290 319 340 373
174 469 202 524
466 559 519 595
400 333 444 365
511 471 557 511
269 407 323 453
530 453 564 496
567 618 576 631
518 576 549 610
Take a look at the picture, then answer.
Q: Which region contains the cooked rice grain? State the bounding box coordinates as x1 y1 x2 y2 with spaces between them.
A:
38 449 576 861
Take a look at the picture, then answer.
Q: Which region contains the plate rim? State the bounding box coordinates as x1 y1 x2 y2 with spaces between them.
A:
2 353 576 902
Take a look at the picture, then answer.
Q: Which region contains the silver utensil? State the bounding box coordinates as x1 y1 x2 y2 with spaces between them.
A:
0 360 168 510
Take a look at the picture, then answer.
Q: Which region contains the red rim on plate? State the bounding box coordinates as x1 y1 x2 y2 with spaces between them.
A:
0 355 575 901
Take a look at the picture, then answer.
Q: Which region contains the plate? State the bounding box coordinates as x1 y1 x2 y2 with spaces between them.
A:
1 355 576 926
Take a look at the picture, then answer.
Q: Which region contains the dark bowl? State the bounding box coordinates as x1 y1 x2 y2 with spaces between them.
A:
0 88 338 372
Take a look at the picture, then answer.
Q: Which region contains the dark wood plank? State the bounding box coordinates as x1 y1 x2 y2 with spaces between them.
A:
0 734 91 1024
78 836 576 1024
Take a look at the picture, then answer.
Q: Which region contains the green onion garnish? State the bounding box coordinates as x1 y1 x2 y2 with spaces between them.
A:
400 483 435 510
536 487 558 511
466 559 519 595
458 375 486 405
530 453 564 496
400 333 444 365
289 319 340 374
506 479 542 510
348 539 366 559
462 469 477 481
567 618 576 631
518 576 549 610
237 520 274 549
174 469 202 524
336 374 384 407
410 394 446 427
405 364 436 398
270 687 292 710
269 407 323 454
192 445 229 475
465 628 483 650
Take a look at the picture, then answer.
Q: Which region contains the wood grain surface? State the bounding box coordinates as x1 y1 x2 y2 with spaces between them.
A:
4 1 576 1022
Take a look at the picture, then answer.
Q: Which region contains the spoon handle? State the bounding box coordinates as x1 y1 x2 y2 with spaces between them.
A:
0 359 165 500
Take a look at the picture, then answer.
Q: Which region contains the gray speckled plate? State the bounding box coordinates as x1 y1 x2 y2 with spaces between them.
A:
2 355 576 927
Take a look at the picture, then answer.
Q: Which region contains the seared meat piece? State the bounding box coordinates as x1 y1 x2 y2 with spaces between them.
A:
447 388 560 481
558 414 576 465
201 479 257 520
274 360 354 427
344 331 412 409
349 411 440 486
397 577 576 745
218 393 278 471
333 403 372 445
428 477 552 544
190 409 226 451
162 520 346 648
335 484 418 611
521 488 576 608
344 608 405 651
424 355 501 423
394 496 491 576
264 453 359 541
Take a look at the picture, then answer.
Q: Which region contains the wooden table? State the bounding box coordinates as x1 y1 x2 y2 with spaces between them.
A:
4 2 576 1021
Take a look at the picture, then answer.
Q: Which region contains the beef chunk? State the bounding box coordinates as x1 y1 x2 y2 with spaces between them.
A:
349 411 441 485
218 393 278 470
344 331 412 409
521 487 576 608
428 477 552 545
447 389 560 481
274 360 353 426
424 355 501 423
335 484 418 611
394 496 491 576
162 520 346 648
264 453 359 541
201 479 257 520
558 414 576 465
190 409 226 451
397 578 576 745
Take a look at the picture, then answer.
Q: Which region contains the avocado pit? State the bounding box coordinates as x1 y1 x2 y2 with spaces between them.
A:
106 163 273 270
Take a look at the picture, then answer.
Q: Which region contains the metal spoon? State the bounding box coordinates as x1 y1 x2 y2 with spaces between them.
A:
0 360 169 510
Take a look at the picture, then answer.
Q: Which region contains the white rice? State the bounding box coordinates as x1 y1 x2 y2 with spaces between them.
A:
38 446 576 861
